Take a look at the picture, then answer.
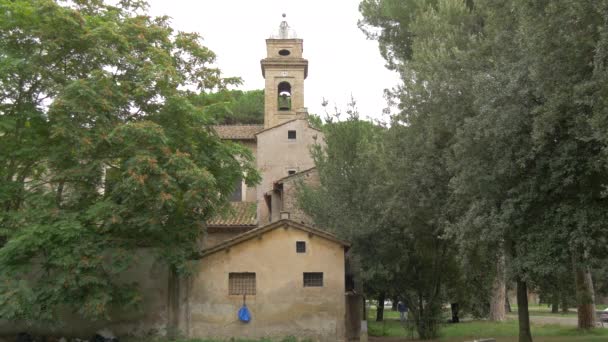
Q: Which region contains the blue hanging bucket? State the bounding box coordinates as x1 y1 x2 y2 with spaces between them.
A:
238 304 251 323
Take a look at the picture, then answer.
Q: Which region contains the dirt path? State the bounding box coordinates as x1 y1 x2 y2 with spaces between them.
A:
530 315 577 326
507 313 578 326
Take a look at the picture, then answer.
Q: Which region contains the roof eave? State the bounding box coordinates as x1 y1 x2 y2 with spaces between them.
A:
195 219 350 259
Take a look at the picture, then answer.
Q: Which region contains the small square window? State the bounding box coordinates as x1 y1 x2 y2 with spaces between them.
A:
288 170 296 176
303 272 323 287
288 130 296 140
296 241 306 253
229 272 256 295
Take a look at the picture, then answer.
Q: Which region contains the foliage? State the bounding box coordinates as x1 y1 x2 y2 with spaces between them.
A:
298 103 388 295
299 96 462 338
357 0 608 339
0 0 258 322
189 89 265 125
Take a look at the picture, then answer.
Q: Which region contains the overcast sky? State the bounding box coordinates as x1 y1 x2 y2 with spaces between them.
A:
146 0 400 121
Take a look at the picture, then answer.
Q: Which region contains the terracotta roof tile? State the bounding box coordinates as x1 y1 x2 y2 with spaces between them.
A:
207 202 257 227
275 167 317 184
212 125 264 140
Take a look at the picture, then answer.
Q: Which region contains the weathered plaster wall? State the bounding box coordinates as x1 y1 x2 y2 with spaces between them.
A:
256 119 322 224
185 224 346 342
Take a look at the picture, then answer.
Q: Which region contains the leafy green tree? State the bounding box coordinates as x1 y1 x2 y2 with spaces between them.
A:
359 0 491 337
299 99 462 337
361 0 608 340
449 1 608 333
296 104 392 315
0 0 258 322
361 0 608 341
190 89 264 124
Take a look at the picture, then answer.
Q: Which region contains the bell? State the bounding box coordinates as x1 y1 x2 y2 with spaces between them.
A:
278 95 291 111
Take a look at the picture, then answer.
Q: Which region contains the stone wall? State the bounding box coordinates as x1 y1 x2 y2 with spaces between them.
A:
0 250 170 339
281 169 319 226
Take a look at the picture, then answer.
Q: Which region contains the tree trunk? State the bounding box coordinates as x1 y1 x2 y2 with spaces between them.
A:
506 295 512 313
574 261 596 329
561 293 569 313
516 279 533 342
392 299 398 311
167 266 180 340
551 293 559 313
489 253 506 321
376 292 385 322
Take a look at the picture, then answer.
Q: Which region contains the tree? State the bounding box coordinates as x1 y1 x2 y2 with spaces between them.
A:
299 99 461 338
450 0 608 332
190 89 265 124
361 0 608 340
0 0 258 322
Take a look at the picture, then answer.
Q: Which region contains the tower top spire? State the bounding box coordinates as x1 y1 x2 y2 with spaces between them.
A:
272 14 297 39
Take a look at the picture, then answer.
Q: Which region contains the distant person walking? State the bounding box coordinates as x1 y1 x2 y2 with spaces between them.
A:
397 300 408 322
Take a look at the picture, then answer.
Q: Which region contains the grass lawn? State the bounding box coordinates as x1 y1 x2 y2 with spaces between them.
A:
368 318 608 341
125 338 313 342
368 307 608 341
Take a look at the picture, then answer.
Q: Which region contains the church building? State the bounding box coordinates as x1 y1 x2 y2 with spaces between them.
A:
179 17 353 342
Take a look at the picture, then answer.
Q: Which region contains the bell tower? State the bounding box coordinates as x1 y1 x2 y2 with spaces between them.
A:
261 15 308 129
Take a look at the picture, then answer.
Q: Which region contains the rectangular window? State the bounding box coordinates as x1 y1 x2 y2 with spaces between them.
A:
229 176 242 202
288 130 296 140
296 241 306 253
229 272 256 295
303 272 323 287
288 170 296 176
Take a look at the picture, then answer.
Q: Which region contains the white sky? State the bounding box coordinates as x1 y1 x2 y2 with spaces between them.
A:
146 0 400 122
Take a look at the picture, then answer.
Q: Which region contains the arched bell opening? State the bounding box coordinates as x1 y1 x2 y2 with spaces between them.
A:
278 82 292 111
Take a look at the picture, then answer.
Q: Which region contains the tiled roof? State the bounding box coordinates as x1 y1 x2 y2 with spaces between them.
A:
212 125 264 140
196 219 350 259
207 202 257 227
275 167 317 184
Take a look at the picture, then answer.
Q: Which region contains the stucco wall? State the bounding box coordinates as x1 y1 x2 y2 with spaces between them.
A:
256 119 322 224
186 224 346 342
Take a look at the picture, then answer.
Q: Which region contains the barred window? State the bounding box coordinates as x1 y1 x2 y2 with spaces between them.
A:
296 241 306 253
229 272 256 295
303 272 323 287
